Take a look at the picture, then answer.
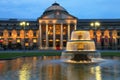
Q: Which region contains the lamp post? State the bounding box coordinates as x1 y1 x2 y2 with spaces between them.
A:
90 21 101 47
20 21 29 52
90 21 101 35
90 21 100 30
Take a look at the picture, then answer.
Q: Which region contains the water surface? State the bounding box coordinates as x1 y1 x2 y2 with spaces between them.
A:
0 56 120 80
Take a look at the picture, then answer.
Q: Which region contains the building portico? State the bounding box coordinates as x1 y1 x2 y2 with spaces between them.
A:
38 3 77 50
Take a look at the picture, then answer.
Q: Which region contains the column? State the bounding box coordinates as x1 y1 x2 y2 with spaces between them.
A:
67 24 70 41
46 24 48 49
53 24 56 49
74 24 77 30
115 38 118 50
60 23 63 49
39 24 42 49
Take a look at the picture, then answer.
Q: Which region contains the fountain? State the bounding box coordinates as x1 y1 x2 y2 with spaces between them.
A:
61 30 103 64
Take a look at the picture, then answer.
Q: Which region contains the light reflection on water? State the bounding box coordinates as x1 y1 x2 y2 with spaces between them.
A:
0 56 120 80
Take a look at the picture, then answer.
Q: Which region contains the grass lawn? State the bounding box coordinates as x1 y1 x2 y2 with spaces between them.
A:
0 51 61 60
101 52 120 56
0 51 120 60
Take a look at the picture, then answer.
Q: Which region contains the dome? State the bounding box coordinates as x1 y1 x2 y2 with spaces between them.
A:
43 2 68 14
39 2 77 19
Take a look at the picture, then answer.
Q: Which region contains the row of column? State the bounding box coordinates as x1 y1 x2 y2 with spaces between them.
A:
39 23 76 49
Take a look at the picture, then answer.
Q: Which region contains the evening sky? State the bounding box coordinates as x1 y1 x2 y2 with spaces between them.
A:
0 0 120 19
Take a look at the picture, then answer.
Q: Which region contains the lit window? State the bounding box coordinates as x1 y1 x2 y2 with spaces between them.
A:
25 43 29 46
17 39 20 43
33 39 37 43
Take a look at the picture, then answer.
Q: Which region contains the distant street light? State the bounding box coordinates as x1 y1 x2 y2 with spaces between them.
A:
90 21 101 45
90 21 101 35
90 21 100 30
20 21 29 52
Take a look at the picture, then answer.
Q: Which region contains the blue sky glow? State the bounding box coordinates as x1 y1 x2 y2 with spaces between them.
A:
0 0 120 19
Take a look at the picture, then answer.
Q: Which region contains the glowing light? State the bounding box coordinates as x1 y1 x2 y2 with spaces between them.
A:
90 22 100 27
25 43 29 46
17 39 20 43
66 42 95 51
71 31 91 40
49 39 53 41
20 21 29 27
63 27 66 29
33 39 37 43
95 22 100 26
56 39 60 42
26 23 29 26
90 22 94 26
52 20 57 24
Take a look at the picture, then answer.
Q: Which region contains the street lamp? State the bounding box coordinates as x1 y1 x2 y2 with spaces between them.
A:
90 21 101 35
90 21 100 30
90 21 101 47
20 21 29 51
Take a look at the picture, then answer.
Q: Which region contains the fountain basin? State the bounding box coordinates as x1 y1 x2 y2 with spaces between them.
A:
61 50 103 64
61 59 104 64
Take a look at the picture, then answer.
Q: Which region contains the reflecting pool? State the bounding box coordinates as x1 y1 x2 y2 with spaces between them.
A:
0 56 120 80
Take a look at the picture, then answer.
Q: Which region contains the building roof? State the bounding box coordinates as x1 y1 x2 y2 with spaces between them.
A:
78 19 120 23
43 2 68 15
77 19 120 26
38 2 77 20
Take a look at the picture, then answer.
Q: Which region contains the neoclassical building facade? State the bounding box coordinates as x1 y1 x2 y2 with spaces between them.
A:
38 3 77 49
0 2 120 50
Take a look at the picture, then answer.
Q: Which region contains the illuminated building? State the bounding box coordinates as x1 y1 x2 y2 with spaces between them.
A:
38 3 77 49
0 2 120 50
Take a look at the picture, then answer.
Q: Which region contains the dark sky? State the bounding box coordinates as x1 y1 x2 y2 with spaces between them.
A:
0 0 120 19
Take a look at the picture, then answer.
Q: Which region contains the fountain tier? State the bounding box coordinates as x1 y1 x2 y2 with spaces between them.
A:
71 30 91 40
61 30 101 63
66 41 95 51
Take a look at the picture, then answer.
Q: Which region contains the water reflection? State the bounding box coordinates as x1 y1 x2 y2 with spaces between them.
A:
95 66 101 80
19 64 31 80
0 56 120 80
61 64 102 80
